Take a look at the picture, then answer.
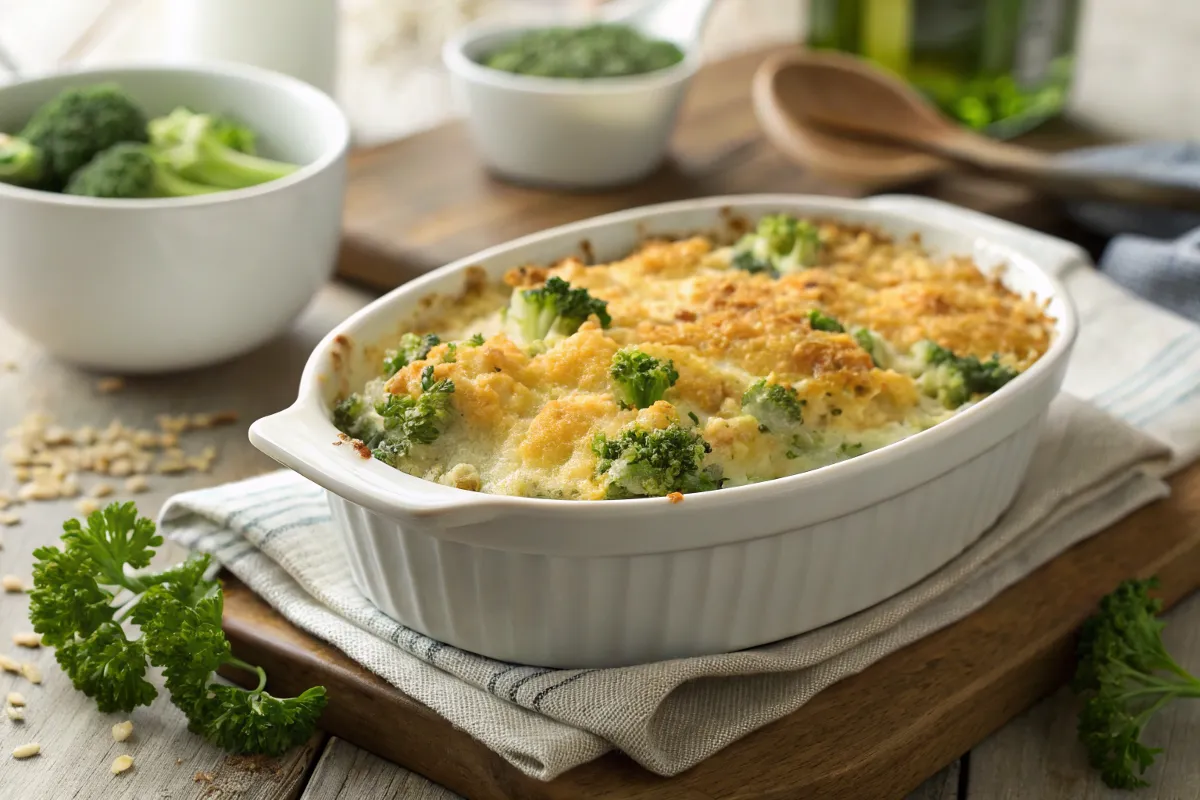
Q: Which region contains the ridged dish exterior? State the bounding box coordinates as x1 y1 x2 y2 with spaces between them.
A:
249 195 1081 670
330 416 1042 668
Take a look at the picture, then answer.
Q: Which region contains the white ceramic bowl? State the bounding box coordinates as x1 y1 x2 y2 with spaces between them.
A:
250 194 1079 668
442 21 699 188
0 63 350 374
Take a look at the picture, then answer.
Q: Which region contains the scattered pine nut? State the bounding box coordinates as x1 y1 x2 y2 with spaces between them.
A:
6 692 25 706
5 705 23 721
111 720 133 742
95 377 125 394
3 411 226 506
123 475 149 494
111 754 134 774
0 512 21 526
76 498 101 516
11 632 40 648
3 362 16 372
11 742 39 759
0 654 18 672
19 663 41 684
2 574 24 593
156 459 188 475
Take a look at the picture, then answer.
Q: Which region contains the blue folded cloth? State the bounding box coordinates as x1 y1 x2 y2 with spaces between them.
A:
1058 141 1200 323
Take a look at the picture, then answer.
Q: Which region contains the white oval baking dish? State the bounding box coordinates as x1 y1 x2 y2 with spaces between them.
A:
249 194 1078 668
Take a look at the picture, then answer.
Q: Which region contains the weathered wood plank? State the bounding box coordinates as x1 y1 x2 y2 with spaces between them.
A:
301 738 463 800
0 282 373 799
966 591 1200 799
909 761 962 800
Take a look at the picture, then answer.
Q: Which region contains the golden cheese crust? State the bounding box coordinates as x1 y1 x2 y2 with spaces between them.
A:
348 220 1056 500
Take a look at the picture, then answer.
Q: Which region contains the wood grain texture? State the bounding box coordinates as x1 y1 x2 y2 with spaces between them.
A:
219 466 1200 800
966 592 1200 800
0 282 372 799
301 738 463 800
908 761 962 800
298 742 965 800
334 45 1106 294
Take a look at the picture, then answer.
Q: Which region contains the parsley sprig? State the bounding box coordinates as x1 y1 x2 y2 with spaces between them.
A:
29 502 326 755
1072 577 1200 789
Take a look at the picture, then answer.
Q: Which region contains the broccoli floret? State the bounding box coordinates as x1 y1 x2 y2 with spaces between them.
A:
609 348 679 409
148 107 298 190
382 333 441 378
0 134 44 187
64 144 221 198
853 327 893 368
18 83 149 188
741 378 804 433
730 214 821 277
807 309 844 333
1072 577 1200 789
592 423 721 499
504 276 611 346
372 366 456 466
912 341 1019 409
210 114 257 154
331 393 382 445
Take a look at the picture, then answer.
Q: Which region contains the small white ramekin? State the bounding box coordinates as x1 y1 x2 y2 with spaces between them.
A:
0 63 350 374
250 194 1080 668
442 21 700 188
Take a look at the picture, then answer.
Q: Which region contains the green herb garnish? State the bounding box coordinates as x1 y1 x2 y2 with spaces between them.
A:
481 24 684 79
29 502 327 755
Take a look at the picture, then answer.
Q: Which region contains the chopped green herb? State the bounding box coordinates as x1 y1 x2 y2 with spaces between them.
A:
466 333 485 346
481 24 685 79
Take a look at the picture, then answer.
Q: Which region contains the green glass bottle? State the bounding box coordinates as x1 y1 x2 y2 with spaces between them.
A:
807 0 1081 138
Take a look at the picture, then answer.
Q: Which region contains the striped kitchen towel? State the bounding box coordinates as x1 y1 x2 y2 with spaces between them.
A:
159 233 1198 781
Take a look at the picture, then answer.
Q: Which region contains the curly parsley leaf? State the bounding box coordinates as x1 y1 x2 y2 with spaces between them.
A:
55 624 157 713
1072 577 1200 789
29 502 327 754
196 684 328 756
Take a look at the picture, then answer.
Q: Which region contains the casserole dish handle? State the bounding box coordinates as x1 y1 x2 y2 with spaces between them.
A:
248 407 504 528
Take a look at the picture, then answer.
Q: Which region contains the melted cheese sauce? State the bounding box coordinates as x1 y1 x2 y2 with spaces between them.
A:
346 221 1055 500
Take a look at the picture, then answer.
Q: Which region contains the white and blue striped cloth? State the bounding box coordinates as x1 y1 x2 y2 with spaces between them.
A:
161 252 1198 781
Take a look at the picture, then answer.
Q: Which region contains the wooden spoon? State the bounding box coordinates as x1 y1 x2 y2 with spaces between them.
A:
753 50 1200 210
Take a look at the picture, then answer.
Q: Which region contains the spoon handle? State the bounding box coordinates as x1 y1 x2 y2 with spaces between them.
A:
928 133 1200 212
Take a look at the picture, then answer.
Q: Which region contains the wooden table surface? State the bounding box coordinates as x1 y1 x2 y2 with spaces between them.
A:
0 278 1197 799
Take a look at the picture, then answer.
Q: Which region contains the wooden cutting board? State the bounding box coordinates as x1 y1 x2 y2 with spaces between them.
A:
219 43 1169 799
334 45 1104 294
223 467 1200 800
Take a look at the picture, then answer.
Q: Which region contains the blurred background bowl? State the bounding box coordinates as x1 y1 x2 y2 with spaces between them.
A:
0 62 350 375
442 20 700 189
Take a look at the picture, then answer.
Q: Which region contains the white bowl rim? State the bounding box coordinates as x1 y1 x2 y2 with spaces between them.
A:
251 193 1079 523
442 18 702 96
0 61 351 210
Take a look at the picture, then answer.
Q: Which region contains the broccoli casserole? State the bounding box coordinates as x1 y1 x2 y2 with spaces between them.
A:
332 214 1055 501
